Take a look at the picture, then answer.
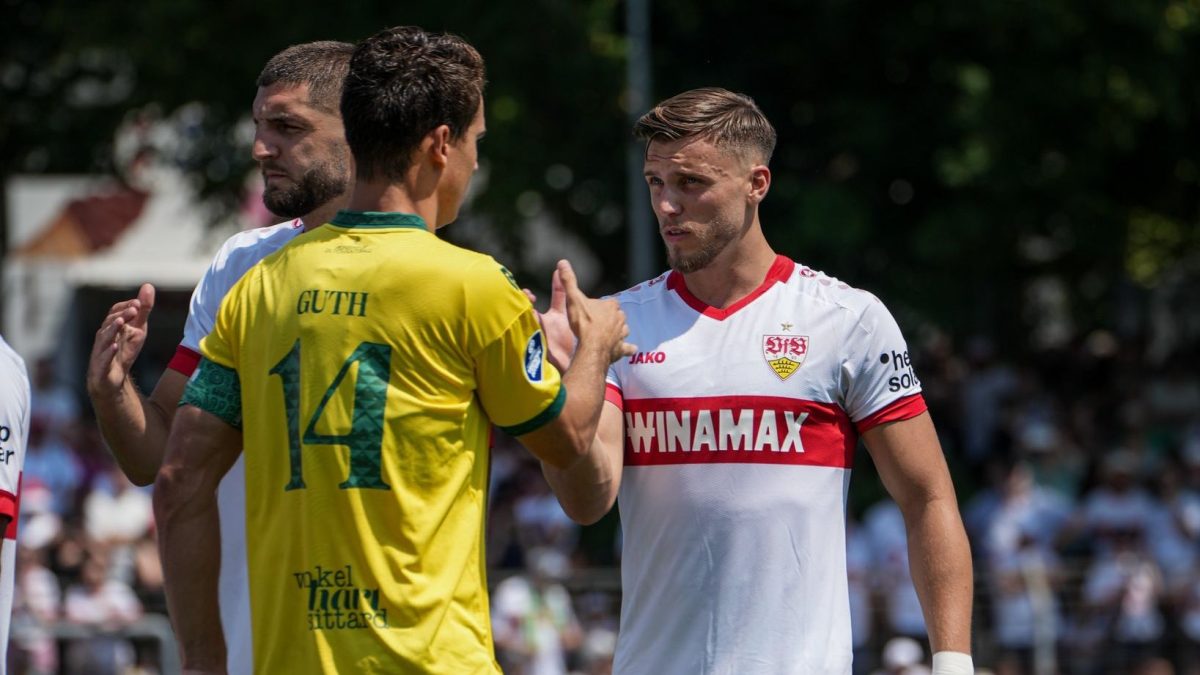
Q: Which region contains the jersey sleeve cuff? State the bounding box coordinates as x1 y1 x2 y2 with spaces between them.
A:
498 386 566 437
604 383 623 411
166 345 202 376
855 393 927 433
0 490 16 520
180 358 243 429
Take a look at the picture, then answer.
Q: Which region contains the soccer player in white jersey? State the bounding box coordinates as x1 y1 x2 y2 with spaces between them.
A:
539 88 975 675
0 335 29 673
84 41 354 675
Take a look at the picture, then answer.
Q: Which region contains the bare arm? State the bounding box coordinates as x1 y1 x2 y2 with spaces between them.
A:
154 404 242 673
538 401 623 525
86 283 183 485
515 260 633 522
862 412 973 655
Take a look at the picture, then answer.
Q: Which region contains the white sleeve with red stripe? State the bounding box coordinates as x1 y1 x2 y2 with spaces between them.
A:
0 336 30 530
169 220 304 377
842 295 926 432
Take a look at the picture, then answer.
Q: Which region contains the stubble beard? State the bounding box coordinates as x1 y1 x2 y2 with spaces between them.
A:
262 156 350 220
666 216 739 274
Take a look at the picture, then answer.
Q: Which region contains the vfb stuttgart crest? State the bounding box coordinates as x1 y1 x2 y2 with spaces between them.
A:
763 335 809 380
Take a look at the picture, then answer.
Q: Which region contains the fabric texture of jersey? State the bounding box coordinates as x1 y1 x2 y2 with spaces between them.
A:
606 256 927 675
199 210 563 674
0 335 30 675
168 218 302 674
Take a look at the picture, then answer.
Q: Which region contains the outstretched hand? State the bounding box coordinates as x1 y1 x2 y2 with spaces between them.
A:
556 260 636 364
87 283 156 397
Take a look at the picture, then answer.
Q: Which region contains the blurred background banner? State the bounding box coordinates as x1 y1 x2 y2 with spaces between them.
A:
3 2 1199 673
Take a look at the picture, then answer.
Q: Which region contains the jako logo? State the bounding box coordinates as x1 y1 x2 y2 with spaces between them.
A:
629 351 666 365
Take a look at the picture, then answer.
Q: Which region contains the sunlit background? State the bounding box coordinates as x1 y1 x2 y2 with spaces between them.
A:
3 2 1200 673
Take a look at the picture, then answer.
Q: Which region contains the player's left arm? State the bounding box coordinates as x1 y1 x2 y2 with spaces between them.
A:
862 412 973 660
153 360 243 673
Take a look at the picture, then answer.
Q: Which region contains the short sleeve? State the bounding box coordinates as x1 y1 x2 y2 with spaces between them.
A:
199 266 257 371
468 262 564 435
841 296 927 432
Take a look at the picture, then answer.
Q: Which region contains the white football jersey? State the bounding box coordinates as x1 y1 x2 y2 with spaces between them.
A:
606 256 927 675
166 219 303 675
0 335 30 675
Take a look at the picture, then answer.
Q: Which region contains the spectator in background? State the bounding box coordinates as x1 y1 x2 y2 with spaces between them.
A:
989 527 1063 675
62 549 143 675
985 462 1071 561
29 357 79 433
959 337 1018 467
492 547 583 675
847 515 877 675
9 545 60 674
22 421 82 518
1076 527 1168 675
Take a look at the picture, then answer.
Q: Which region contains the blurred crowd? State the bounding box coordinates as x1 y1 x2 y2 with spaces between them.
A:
8 325 1199 675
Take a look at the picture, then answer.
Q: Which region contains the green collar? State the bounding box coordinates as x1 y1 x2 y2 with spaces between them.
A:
330 210 428 230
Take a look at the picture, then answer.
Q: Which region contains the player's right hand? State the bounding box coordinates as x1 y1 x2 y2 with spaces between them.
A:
556 259 637 364
86 283 156 397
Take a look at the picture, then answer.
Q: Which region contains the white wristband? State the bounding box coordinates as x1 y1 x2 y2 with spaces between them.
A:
931 651 974 675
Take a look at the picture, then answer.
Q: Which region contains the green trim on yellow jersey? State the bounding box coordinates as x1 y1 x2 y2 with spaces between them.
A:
181 358 243 429
331 210 428 230
498 385 566 436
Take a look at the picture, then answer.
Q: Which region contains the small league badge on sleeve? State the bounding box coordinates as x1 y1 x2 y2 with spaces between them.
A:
524 331 545 382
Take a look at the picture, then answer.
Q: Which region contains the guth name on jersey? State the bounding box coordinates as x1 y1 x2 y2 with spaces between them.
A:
296 289 369 317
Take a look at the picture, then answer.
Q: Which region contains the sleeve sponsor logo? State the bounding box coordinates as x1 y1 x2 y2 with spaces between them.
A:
762 335 809 380
525 331 545 382
880 349 920 392
628 351 666 365
0 425 14 464
499 266 520 291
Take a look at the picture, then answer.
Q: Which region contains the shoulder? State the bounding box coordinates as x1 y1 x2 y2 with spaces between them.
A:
608 270 673 308
784 261 897 333
205 220 304 284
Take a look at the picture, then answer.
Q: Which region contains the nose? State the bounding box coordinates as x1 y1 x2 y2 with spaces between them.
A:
252 131 276 162
656 192 682 217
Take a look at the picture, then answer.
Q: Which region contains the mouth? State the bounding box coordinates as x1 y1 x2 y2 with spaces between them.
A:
661 225 691 242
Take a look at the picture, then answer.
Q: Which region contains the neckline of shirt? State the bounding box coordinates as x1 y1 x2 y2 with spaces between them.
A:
330 210 428 230
666 255 795 321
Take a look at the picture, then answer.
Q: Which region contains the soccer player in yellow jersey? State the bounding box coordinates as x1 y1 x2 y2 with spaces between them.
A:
154 26 635 674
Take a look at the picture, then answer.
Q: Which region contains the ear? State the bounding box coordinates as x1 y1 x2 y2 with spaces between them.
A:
748 165 771 204
427 124 453 169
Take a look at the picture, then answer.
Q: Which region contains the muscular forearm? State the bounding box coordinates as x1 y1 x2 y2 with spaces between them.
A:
154 464 226 670
541 431 619 525
904 496 974 654
91 381 173 486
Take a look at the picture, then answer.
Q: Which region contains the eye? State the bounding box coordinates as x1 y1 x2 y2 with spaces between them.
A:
645 176 663 187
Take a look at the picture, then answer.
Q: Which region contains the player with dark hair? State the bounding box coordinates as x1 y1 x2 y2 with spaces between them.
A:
155 26 633 673
85 40 354 674
541 87 975 675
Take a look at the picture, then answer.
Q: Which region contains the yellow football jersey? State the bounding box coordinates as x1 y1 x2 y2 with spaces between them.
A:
200 211 563 674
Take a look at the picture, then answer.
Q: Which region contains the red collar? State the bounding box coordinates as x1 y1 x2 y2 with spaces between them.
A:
666 255 794 320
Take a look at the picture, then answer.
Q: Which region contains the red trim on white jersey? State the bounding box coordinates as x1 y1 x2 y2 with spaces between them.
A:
855 393 927 433
0 478 17 540
666 255 795 320
621 395 855 468
167 345 202 376
604 383 624 411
